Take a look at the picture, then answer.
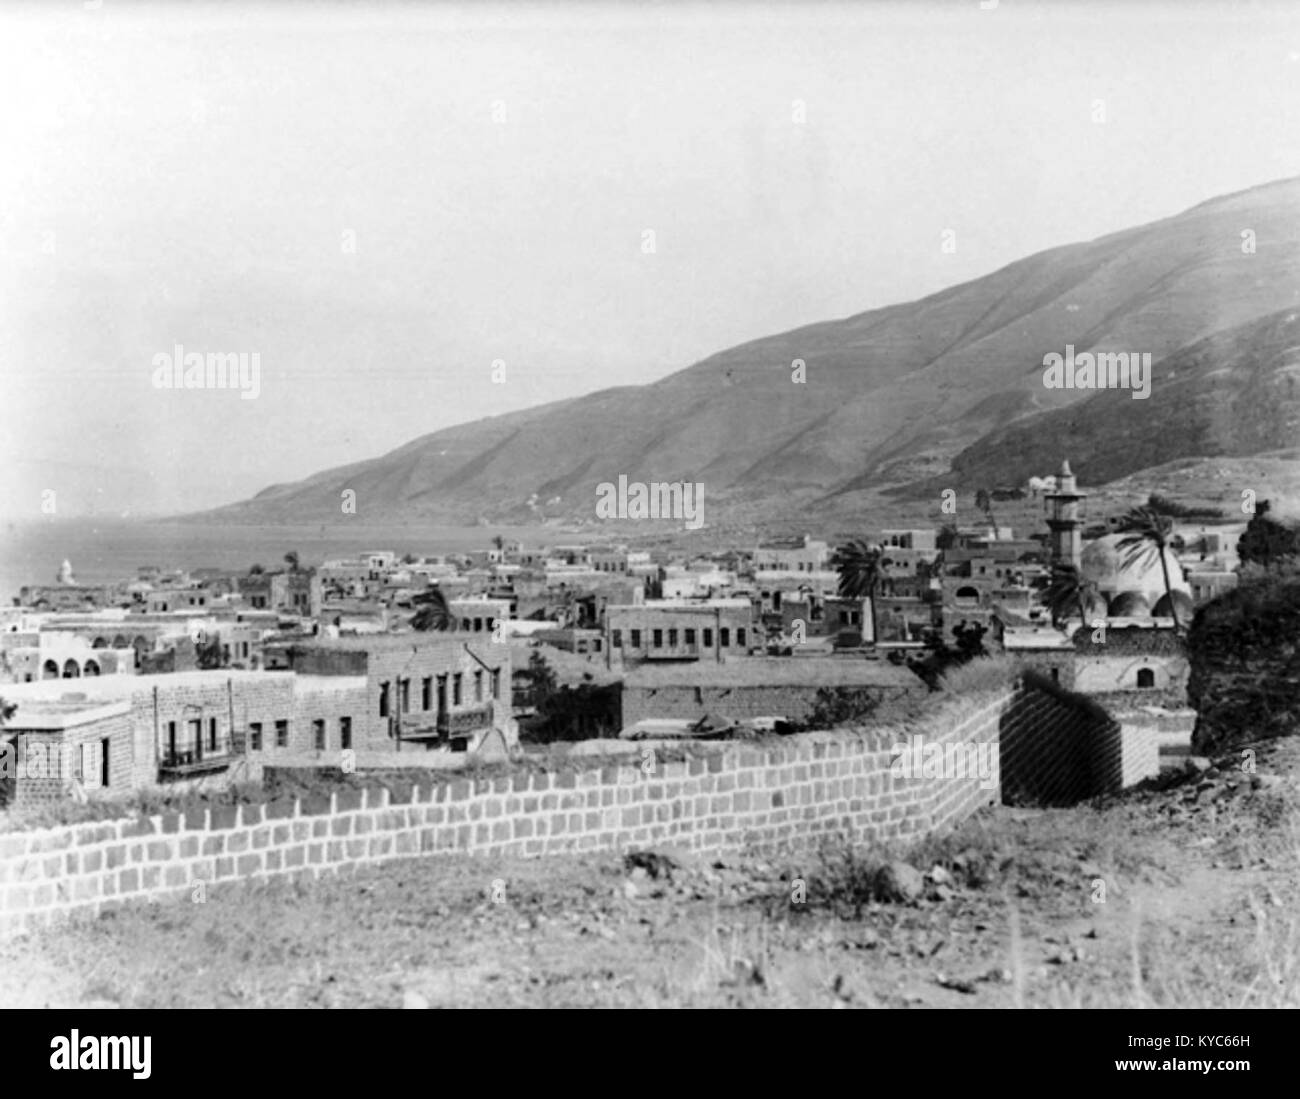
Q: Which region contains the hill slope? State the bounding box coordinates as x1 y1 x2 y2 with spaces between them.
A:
200 177 1300 526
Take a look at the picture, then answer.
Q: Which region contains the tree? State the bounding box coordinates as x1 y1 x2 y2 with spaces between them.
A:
410 586 455 632
1040 563 1101 629
1237 500 1300 569
936 523 960 551
975 489 1000 539
1115 505 1182 631
249 564 265 575
195 633 226 670
491 535 505 552
831 539 886 645
284 551 300 572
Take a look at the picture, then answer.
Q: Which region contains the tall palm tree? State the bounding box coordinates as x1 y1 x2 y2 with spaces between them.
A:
831 539 886 645
283 551 300 573
1115 505 1182 631
1040 563 1102 630
975 489 1000 540
410 586 455 632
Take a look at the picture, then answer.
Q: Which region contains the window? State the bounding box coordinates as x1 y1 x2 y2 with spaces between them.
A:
737 627 746 648
274 720 288 749
340 717 352 750
490 669 500 700
422 677 432 711
703 628 713 648
249 722 263 751
474 670 483 702
1136 668 1156 689
400 678 411 714
313 719 326 751
379 682 390 717
453 673 463 705
720 628 730 647
653 629 663 648
209 717 218 751
630 629 642 649
612 629 623 648
668 628 678 647
685 628 696 646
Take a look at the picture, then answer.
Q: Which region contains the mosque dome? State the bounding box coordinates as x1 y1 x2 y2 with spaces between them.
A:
1152 590 1195 621
1080 533 1189 604
1107 590 1152 618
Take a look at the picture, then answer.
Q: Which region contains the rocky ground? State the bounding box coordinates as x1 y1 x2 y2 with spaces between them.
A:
2 738 1297 1009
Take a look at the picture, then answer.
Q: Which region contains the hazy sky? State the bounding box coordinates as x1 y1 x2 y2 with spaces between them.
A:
3 0 1299 517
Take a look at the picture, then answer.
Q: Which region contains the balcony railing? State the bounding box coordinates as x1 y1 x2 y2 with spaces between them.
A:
436 703 494 738
159 736 238 778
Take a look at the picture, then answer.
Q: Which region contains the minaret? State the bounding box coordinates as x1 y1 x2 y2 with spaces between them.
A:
1043 458 1087 569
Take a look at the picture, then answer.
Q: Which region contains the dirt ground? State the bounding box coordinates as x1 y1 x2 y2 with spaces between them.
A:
2 738 1297 1009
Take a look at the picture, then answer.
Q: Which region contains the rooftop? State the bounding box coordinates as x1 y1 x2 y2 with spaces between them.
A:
624 656 918 690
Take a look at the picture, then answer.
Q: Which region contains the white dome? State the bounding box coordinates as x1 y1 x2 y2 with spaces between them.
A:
1080 533 1189 601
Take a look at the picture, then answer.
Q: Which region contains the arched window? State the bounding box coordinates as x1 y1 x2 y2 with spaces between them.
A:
1136 667 1156 689
62 659 80 678
92 637 108 649
84 660 100 676
112 635 128 649
42 659 60 679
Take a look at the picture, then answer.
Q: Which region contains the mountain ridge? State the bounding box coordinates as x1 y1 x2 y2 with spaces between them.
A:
194 176 1300 527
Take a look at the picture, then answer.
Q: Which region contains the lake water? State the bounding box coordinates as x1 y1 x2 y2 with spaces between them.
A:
0 518 566 601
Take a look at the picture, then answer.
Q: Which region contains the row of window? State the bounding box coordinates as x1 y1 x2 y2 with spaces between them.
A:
244 716 353 752
612 626 746 650
378 669 501 717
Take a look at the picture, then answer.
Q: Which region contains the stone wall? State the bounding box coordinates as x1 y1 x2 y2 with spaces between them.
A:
0 676 1153 938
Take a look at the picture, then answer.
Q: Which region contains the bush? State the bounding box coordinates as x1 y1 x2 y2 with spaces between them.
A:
1187 563 1300 754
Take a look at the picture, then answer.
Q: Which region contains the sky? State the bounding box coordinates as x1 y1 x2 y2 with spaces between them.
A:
2 0 1300 517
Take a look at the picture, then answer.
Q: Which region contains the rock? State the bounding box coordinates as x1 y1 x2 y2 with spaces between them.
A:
622 879 640 900
928 864 954 886
1185 756 1213 774
402 990 430 1010
875 861 924 904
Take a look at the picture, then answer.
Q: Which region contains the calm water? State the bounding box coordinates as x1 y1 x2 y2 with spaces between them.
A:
0 518 564 601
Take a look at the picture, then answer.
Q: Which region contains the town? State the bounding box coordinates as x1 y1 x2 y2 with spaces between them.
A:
0 460 1255 811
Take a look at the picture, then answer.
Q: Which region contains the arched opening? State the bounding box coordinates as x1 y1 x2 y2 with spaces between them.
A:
62 659 81 679
1136 667 1156 689
92 637 108 649
955 586 980 605
42 659 60 679
112 635 128 649
84 660 100 676
132 636 149 657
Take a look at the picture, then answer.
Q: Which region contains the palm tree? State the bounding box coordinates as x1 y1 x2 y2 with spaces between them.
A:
410 586 455 632
936 523 961 551
1115 505 1182 631
284 551 300 573
1040 563 1102 630
975 489 1000 540
831 539 886 645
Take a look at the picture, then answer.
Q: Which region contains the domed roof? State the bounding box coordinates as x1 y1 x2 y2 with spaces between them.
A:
1080 534 1189 601
1152 590 1194 620
1107 590 1152 617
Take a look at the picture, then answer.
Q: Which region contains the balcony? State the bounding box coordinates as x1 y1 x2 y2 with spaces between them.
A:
158 736 238 779
436 703 494 738
395 703 495 742
642 645 703 661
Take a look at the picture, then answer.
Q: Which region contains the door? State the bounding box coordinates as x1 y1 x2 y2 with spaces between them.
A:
100 738 110 788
